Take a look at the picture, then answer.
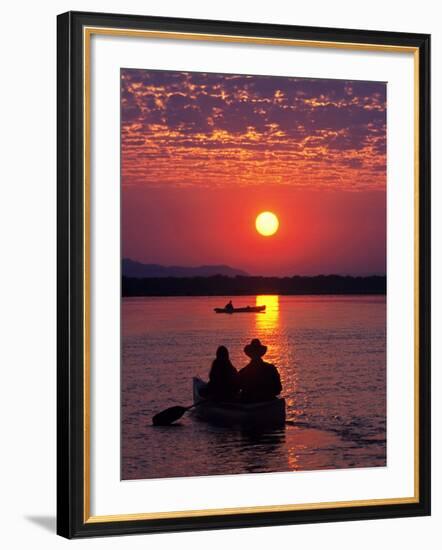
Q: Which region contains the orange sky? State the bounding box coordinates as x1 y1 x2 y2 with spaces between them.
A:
121 70 386 276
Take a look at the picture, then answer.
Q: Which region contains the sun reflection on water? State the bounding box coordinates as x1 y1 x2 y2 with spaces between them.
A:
255 295 279 333
255 294 282 371
255 295 301 425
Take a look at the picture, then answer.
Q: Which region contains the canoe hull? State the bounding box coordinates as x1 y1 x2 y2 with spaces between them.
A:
192 378 285 428
214 305 266 314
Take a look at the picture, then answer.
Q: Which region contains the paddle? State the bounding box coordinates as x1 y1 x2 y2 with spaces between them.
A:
152 403 200 426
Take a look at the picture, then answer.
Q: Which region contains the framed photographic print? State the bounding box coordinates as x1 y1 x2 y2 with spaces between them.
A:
57 11 431 538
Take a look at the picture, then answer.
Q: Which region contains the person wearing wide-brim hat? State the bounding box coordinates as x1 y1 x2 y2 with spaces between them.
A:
238 339 282 403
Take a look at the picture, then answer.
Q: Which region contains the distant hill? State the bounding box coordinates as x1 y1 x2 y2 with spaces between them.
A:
122 258 249 278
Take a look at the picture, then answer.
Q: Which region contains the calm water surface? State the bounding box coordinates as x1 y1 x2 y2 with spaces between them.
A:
122 295 386 480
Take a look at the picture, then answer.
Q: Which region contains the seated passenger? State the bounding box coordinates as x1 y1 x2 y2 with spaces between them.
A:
238 339 282 403
205 345 239 401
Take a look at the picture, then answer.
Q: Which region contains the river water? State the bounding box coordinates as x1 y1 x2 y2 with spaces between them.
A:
122 295 386 480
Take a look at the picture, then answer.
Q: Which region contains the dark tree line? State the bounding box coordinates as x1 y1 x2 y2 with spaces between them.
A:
122 275 386 297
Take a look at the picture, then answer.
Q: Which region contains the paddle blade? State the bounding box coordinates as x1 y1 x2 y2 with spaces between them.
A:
152 405 189 426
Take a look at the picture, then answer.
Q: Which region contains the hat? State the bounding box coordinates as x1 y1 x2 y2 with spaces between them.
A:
244 338 267 358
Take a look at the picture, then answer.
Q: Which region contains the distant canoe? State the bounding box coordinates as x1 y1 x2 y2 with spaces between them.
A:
192 377 285 428
214 305 266 314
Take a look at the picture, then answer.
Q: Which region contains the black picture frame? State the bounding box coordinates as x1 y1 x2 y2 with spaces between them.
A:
57 10 431 539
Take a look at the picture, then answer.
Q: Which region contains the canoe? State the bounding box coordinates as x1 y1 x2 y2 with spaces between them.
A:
214 305 266 314
191 377 286 428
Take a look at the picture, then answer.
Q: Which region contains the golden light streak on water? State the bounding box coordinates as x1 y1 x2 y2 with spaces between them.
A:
255 295 301 423
255 295 279 333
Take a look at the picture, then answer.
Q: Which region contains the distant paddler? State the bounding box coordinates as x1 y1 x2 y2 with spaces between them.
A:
225 300 234 312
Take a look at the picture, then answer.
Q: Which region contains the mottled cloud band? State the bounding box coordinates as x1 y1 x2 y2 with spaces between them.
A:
121 69 386 191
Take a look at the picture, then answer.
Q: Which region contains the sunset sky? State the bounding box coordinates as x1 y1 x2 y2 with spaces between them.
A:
121 69 386 276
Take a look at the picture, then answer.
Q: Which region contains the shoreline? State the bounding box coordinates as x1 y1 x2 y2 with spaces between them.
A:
122 292 386 297
122 274 386 297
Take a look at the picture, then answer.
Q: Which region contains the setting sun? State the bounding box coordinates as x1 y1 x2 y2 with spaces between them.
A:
255 211 279 237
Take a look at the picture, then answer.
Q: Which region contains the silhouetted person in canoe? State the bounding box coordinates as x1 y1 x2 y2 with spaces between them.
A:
202 345 239 401
238 339 282 403
225 300 234 312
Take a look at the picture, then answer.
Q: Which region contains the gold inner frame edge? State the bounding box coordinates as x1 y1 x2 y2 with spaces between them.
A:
82 26 420 524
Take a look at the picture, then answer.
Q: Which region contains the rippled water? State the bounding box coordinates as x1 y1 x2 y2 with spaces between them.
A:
122 295 386 480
